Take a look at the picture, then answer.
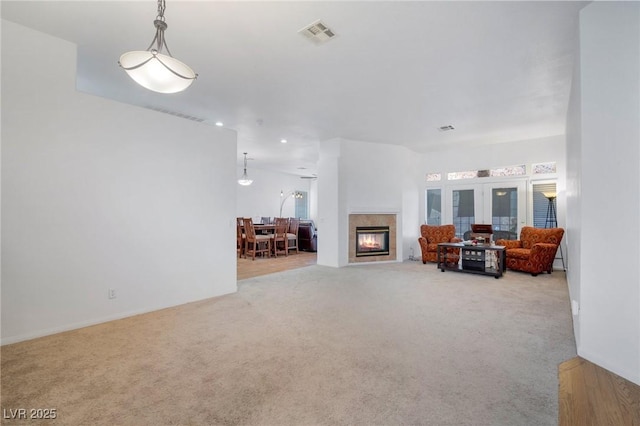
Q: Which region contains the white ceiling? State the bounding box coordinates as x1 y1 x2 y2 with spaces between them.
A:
1 1 587 176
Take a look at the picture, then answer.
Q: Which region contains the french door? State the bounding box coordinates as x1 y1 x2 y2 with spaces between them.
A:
444 181 526 239
448 186 481 239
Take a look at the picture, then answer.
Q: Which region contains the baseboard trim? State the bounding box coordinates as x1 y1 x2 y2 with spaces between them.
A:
1 290 236 346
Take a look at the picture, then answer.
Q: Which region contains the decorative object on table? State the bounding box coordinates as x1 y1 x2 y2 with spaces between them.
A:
279 190 303 217
470 224 493 245
543 191 566 270
238 153 253 186
471 224 493 234
496 226 564 276
119 0 197 93
418 224 461 264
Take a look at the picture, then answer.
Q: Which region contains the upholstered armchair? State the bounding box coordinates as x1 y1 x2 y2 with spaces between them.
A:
496 226 564 276
418 224 461 264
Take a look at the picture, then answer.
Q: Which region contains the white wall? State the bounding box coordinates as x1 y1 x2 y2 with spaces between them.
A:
421 135 567 221
308 178 319 221
317 138 420 267
402 155 422 261
565 10 583 352
567 2 640 385
422 136 564 174
1 21 238 344
236 167 313 221
317 139 343 267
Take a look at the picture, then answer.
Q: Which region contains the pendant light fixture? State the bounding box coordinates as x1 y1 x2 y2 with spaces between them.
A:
238 153 253 186
119 0 197 94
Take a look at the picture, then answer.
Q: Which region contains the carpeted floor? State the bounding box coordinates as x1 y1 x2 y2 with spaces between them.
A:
1 261 576 425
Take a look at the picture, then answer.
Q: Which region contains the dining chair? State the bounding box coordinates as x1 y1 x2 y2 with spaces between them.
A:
271 218 289 257
243 218 271 260
236 217 246 258
287 218 300 254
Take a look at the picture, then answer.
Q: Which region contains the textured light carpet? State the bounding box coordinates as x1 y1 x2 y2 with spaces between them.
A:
1 261 576 425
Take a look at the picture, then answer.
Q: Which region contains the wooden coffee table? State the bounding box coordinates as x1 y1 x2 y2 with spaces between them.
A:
437 242 506 278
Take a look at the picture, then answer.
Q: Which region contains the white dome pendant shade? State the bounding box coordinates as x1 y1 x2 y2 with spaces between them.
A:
238 173 253 186
119 50 196 94
118 0 197 94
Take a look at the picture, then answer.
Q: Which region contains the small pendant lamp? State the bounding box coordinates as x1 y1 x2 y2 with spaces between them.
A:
238 153 253 186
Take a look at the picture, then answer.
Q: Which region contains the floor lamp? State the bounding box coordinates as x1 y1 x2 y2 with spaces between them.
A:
543 192 566 271
279 190 303 218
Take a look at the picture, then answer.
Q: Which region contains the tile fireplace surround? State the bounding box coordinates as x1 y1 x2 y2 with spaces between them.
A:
349 214 397 263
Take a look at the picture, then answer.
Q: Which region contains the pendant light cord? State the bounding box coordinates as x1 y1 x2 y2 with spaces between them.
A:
146 0 172 57
156 0 166 20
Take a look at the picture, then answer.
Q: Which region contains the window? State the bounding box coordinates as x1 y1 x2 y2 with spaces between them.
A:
532 182 556 228
532 162 557 175
295 191 308 219
490 165 526 177
491 188 518 232
448 170 478 180
446 165 526 180
426 189 442 225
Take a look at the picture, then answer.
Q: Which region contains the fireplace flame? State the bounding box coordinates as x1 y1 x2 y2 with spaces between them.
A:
354 224 390 257
359 235 381 249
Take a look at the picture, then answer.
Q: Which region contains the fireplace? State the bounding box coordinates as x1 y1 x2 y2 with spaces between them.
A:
356 226 390 257
349 214 396 263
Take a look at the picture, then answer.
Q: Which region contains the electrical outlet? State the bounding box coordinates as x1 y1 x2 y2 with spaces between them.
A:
108 289 116 299
571 300 579 316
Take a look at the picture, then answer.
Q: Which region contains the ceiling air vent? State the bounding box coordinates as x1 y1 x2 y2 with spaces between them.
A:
145 106 205 123
438 125 455 132
299 20 336 44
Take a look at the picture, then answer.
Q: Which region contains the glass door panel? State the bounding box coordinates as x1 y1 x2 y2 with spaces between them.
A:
451 188 477 239
531 182 557 228
483 181 526 237
426 189 442 225
491 188 518 232
444 182 526 239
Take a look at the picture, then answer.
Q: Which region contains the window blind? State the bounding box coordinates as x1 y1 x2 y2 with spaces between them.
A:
532 183 556 228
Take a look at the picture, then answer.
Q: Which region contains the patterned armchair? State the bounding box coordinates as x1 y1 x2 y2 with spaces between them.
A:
418 224 461 264
496 226 564 276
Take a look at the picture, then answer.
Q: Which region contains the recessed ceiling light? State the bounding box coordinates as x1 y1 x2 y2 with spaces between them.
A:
215 121 224 127
281 139 287 144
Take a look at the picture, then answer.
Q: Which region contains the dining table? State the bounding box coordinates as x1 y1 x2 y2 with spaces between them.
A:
251 224 276 234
